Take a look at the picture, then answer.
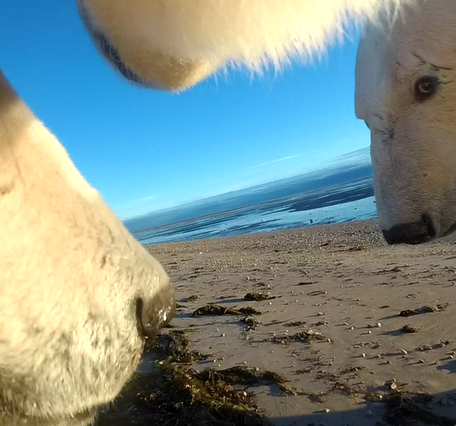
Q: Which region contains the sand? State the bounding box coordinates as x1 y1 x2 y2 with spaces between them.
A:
136 219 456 425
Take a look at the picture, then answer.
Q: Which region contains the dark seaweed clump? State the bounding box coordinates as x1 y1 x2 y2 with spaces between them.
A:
192 304 262 317
94 330 280 426
244 292 276 301
268 330 327 345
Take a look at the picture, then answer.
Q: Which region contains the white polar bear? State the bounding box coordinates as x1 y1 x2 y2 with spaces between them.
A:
0 1 425 425
356 0 456 245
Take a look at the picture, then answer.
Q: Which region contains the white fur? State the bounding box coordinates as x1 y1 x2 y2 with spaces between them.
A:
0 71 175 425
355 0 456 239
81 0 402 66
79 0 413 90
1 1 417 425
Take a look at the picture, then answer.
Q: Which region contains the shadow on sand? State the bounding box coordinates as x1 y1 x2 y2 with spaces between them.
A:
94 331 456 426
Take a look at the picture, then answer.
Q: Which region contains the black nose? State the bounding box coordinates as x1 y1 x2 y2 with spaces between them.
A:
382 214 436 245
135 287 176 339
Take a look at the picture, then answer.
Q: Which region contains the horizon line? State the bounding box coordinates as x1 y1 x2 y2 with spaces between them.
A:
122 151 371 222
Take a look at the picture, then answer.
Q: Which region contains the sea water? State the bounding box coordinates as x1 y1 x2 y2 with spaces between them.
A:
133 180 378 245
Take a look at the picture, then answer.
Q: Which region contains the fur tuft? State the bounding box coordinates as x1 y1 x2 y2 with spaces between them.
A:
83 0 412 73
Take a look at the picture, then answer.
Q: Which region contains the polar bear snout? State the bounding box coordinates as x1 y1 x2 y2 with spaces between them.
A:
77 0 218 91
77 1 145 86
381 214 436 245
136 280 176 339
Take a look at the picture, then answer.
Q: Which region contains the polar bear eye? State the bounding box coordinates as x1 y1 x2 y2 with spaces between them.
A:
414 76 439 102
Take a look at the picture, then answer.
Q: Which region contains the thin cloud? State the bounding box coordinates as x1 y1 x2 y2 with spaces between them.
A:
242 139 365 172
333 137 353 145
244 153 307 171
135 194 159 203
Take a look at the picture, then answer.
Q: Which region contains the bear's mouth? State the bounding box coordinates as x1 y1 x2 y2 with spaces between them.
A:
77 1 146 86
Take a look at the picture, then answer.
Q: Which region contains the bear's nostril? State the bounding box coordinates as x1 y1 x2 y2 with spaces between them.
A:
134 286 176 340
421 213 436 238
135 297 147 339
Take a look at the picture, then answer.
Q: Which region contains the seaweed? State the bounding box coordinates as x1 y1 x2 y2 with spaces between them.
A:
268 330 327 345
181 295 199 303
384 390 455 425
95 331 275 426
399 303 450 317
93 330 456 426
244 292 276 301
192 304 262 317
401 324 420 334
241 317 261 329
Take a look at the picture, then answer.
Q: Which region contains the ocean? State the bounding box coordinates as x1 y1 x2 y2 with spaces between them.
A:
132 177 378 245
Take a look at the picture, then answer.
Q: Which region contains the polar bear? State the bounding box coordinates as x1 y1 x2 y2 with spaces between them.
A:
0 69 176 426
1 1 419 425
355 0 455 245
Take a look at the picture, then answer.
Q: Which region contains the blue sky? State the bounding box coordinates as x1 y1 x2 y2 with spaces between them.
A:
1 2 370 219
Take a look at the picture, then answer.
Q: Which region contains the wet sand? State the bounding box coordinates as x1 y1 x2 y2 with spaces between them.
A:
143 219 456 425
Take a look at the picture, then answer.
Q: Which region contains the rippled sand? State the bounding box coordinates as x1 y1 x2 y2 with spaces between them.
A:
138 219 456 425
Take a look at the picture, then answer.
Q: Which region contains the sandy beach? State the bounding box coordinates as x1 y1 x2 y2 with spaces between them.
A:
101 219 456 425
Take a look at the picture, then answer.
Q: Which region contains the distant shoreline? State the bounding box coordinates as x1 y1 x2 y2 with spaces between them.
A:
135 179 377 246
146 218 380 248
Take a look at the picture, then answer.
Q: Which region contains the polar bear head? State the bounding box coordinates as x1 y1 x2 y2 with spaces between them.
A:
356 0 456 244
